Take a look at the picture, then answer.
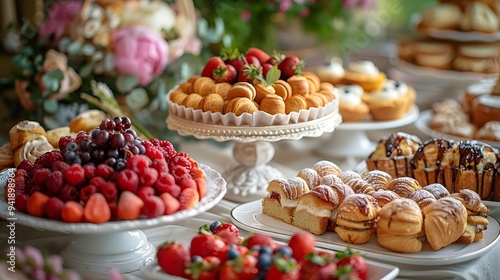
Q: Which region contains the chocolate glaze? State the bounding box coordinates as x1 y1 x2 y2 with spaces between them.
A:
369 132 422 158
411 138 456 169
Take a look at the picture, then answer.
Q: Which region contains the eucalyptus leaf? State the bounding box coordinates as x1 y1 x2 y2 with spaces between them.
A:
58 37 71 52
79 62 95 78
125 88 149 111
116 75 138 93
67 41 82 56
43 99 58 113
81 43 96 56
92 51 104 62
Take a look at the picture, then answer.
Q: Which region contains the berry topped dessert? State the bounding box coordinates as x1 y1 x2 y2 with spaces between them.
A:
155 221 368 280
6 116 207 223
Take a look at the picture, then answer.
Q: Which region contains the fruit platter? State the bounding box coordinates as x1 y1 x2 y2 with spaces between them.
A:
0 116 227 273
142 220 399 280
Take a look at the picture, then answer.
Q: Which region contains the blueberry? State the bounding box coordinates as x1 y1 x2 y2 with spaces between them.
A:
250 245 262 252
395 82 401 88
259 246 273 255
258 253 273 270
227 246 239 260
191 255 203 263
276 246 292 258
66 142 78 151
209 221 222 232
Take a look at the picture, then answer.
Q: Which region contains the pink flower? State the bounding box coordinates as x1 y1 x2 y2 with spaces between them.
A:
39 1 82 41
241 9 251 21
112 26 169 86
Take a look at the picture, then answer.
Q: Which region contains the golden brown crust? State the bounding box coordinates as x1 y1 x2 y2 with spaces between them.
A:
335 194 380 224
449 189 490 214
272 80 292 101
200 93 225 113
182 93 204 110
407 189 437 210
339 171 362 185
212 82 232 100
422 183 450 199
284 95 308 114
423 197 468 250
302 71 321 93
297 168 320 189
370 189 400 208
192 77 215 96
345 178 375 195
313 160 342 177
386 177 421 198
254 83 276 104
227 82 256 100
0 143 14 171
170 91 189 105
46 126 71 148
287 75 310 96
377 198 423 235
226 97 258 116
361 170 393 190
260 94 285 115
376 230 422 253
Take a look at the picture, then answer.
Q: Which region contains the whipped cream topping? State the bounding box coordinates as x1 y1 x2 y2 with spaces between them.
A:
347 60 379 77
22 136 54 163
295 203 332 218
421 3 462 28
337 84 364 106
370 80 407 102
477 95 500 108
317 61 345 78
467 82 494 96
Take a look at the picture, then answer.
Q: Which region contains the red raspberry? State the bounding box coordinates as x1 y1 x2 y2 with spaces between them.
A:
32 168 51 185
139 168 158 188
149 139 177 159
14 194 29 213
64 164 85 186
79 185 98 203
154 172 181 197
96 164 114 180
58 184 79 202
29 164 43 177
213 223 240 245
89 177 106 188
177 152 198 169
108 201 118 221
76 131 91 143
46 171 64 194
137 186 155 202
170 166 192 184
142 195 166 218
144 145 164 161
52 161 70 173
83 164 96 180
34 151 64 168
58 136 75 151
13 169 28 194
168 155 192 172
45 197 65 220
99 181 118 202
17 160 34 173
126 155 151 173
116 169 139 193
179 178 197 191
151 159 169 173
27 185 45 196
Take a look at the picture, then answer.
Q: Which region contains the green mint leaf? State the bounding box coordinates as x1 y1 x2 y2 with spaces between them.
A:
265 65 280 86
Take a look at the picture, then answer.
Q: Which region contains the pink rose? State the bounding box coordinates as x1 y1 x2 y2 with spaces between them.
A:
112 26 169 86
39 1 82 41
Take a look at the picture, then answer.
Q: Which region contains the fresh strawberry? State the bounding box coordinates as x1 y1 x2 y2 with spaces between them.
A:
213 223 240 245
229 58 245 74
61 201 84 223
265 254 300 280
212 64 237 84
83 193 111 224
201 56 225 77
278 55 304 79
216 244 249 264
335 248 368 280
246 48 271 65
190 234 227 259
219 254 259 280
179 188 200 210
288 231 316 263
266 51 285 65
157 240 190 278
300 251 337 280
244 233 277 250
160 192 180 214
117 191 144 220
186 255 220 280
238 63 262 82
244 55 262 69
261 63 274 79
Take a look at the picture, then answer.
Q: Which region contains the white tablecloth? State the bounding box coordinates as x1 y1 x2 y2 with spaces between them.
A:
1 125 500 279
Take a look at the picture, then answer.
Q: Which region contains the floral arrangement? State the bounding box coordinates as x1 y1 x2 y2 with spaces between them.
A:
194 0 378 56
8 0 201 132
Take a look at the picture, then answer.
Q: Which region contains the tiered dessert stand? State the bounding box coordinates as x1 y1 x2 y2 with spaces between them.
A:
0 164 227 275
166 111 342 203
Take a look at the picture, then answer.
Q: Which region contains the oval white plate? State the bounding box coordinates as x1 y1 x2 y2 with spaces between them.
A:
231 200 500 266
141 225 399 280
414 110 500 149
0 164 227 234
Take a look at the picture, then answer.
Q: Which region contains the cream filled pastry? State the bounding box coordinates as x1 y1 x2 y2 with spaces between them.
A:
453 45 500 74
368 79 415 121
316 59 345 84
414 42 455 70
419 3 463 30
340 60 386 92
337 84 369 122
461 2 499 33
262 177 310 224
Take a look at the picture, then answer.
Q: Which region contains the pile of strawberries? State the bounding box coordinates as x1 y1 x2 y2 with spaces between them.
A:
157 221 367 280
201 47 304 84
7 118 206 224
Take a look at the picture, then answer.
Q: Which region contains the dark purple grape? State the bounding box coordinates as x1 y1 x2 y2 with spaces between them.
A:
110 133 125 149
92 149 105 162
66 142 78 152
121 117 131 129
125 129 137 139
73 156 82 165
91 128 99 138
95 130 109 147
80 152 91 163
123 133 135 144
116 159 126 170
99 121 106 130
108 149 119 159
105 120 115 130
113 116 122 124
137 144 146 154
64 151 76 162
79 138 92 151
107 158 117 167
129 146 140 155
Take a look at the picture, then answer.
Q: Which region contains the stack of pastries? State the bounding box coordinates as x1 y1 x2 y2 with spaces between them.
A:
261 160 491 253
0 110 107 171
366 132 500 201
316 60 416 122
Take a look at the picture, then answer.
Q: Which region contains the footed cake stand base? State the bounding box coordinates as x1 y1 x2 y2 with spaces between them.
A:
61 230 155 274
223 141 285 203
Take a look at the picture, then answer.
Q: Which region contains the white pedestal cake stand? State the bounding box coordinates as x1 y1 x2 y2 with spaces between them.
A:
166 111 342 203
0 164 226 275
316 106 419 166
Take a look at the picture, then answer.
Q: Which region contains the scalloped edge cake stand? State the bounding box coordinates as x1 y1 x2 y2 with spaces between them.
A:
166 111 342 203
0 165 227 275
316 106 420 161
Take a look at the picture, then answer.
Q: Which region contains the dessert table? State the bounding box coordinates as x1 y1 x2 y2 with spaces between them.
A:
1 124 500 279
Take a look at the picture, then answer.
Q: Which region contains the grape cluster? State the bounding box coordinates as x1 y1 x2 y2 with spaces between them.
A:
61 117 145 170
